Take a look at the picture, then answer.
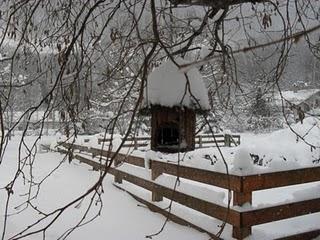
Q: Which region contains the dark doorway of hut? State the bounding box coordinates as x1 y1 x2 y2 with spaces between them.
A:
156 123 179 147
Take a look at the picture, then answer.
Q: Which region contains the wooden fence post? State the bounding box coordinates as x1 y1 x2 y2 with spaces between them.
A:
114 156 123 184
151 162 163 202
232 190 252 239
224 134 231 147
67 145 73 163
198 136 202 148
134 138 138 150
114 171 123 184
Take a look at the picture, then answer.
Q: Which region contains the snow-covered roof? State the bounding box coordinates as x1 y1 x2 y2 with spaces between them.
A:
275 88 320 105
143 58 210 111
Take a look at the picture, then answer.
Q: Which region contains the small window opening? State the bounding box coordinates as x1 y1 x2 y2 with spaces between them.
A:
157 124 179 146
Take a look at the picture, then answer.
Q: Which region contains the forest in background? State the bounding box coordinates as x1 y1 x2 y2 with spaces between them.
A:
0 1 320 238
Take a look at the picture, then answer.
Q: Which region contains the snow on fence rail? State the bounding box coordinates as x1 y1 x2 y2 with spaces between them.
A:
97 134 241 148
57 142 320 240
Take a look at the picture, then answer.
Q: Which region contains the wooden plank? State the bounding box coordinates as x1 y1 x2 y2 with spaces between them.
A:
275 229 320 240
88 147 145 167
241 198 320 227
197 134 240 139
114 152 145 167
98 138 112 144
195 140 225 144
56 147 68 154
98 137 150 144
242 167 320 191
59 142 89 152
151 160 242 191
74 155 102 171
59 142 71 148
126 137 150 141
198 134 225 139
77 145 90 152
89 147 108 158
122 143 148 148
95 134 241 148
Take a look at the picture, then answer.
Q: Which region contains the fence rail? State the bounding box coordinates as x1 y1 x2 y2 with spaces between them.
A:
57 141 320 240
97 134 240 149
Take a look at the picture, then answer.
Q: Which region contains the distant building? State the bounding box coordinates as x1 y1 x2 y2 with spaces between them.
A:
274 88 320 121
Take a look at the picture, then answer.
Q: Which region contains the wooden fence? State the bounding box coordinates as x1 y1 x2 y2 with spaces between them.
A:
57 142 320 240
97 134 241 149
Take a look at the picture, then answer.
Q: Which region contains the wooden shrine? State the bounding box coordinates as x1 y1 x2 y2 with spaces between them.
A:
141 58 210 153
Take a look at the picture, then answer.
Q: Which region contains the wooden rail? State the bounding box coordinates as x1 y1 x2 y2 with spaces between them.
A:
97 134 240 149
57 142 320 240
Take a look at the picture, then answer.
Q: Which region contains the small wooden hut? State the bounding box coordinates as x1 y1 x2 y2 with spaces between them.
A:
141 58 210 153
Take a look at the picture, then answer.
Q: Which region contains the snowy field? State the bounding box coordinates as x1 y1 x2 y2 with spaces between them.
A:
0 136 208 240
1 117 320 239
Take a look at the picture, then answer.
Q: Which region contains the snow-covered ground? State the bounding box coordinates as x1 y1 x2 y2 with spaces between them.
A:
0 137 207 240
74 117 320 175
1 117 320 239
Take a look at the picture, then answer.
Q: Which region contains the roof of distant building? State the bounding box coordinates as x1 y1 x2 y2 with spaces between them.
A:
280 88 320 105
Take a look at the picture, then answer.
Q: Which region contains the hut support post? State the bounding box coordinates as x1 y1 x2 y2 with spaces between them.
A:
232 191 252 239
